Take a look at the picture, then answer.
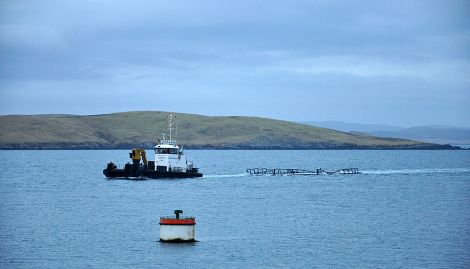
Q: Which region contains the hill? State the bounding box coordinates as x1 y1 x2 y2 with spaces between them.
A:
302 121 470 146
368 126 470 145
301 121 403 133
0 111 459 150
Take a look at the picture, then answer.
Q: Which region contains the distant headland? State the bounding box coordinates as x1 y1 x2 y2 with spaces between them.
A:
0 111 461 150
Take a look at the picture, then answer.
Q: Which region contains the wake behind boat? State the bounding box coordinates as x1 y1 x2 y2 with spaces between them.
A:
103 114 202 179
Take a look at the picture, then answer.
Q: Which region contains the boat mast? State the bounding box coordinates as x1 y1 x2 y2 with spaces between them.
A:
167 114 176 142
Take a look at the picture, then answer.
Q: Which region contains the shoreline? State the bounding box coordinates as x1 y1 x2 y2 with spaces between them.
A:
0 145 463 150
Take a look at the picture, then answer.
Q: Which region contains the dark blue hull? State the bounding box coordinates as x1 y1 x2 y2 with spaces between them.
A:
103 162 202 179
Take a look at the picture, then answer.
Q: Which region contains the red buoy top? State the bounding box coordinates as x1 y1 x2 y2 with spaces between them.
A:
159 217 196 225
159 210 196 225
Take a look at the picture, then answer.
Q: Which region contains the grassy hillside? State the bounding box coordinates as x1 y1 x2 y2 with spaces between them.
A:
0 111 458 149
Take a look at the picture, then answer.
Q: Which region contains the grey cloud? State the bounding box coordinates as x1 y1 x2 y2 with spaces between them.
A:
0 0 469 126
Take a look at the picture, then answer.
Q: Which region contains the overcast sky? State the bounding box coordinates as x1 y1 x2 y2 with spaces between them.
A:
1 0 469 127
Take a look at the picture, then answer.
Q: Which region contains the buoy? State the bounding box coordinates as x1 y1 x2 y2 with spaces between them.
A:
159 210 196 242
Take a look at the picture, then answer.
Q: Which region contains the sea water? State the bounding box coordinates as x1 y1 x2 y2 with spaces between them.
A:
0 150 469 268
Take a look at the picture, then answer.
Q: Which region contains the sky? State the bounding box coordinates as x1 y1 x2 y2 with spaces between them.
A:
1 0 469 127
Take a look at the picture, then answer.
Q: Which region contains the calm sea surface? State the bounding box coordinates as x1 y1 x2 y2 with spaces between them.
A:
0 150 469 268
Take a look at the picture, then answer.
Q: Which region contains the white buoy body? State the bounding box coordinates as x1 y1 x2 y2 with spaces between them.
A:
160 216 196 242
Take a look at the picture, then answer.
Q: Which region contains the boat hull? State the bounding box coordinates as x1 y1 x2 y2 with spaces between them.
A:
103 165 202 179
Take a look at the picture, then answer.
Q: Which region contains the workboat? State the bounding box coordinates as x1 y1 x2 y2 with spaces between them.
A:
103 114 202 179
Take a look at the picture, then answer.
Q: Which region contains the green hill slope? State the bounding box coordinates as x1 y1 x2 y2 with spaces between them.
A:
0 111 457 149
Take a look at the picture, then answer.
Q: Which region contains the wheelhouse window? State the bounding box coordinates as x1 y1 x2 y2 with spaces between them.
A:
155 148 179 154
156 148 168 154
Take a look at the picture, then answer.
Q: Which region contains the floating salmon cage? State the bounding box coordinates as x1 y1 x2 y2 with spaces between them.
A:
159 210 196 243
246 167 360 176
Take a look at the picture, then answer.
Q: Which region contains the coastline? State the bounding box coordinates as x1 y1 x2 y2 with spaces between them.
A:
0 144 462 150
